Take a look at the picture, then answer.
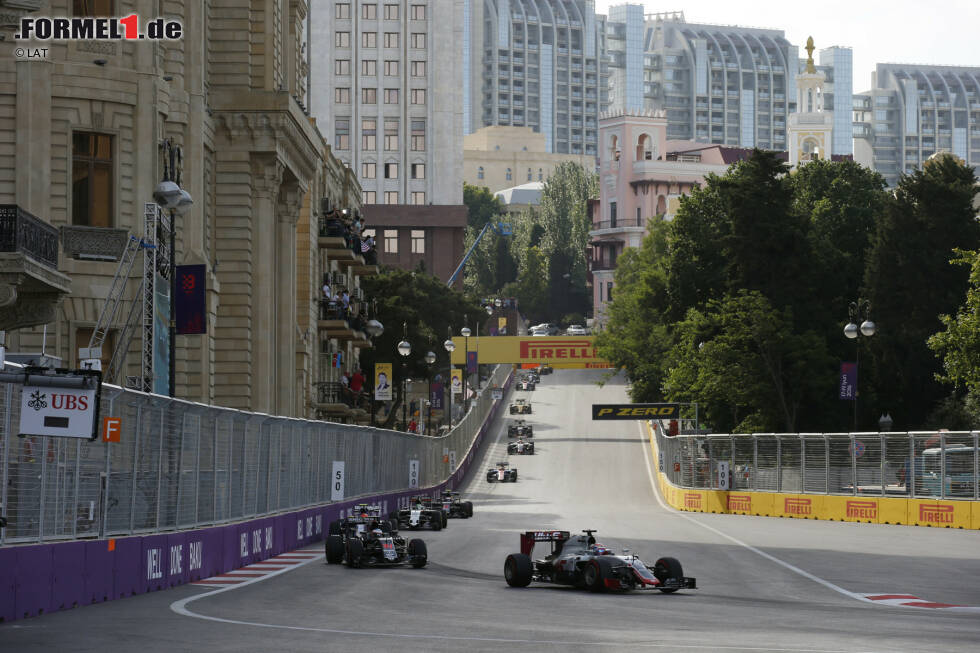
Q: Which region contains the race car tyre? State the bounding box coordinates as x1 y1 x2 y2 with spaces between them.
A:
512 470 518 481
408 539 427 568
463 501 473 518
504 553 533 587
440 512 448 529
388 519 399 534
432 516 442 531
346 538 365 568
653 557 684 593
487 475 497 483
328 520 341 536
325 535 345 564
585 557 616 592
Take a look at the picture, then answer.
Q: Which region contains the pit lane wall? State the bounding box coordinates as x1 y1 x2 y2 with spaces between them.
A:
646 422 980 530
0 370 513 623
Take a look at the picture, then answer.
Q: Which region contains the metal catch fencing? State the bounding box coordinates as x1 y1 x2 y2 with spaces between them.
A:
0 363 510 545
655 424 979 500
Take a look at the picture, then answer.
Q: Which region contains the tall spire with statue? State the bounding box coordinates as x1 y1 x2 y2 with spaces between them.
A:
788 36 834 167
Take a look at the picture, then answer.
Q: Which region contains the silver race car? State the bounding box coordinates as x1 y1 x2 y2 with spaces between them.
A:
507 437 535 455
487 461 518 482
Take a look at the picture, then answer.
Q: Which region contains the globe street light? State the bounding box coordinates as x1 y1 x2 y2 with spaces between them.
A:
461 319 471 417
843 300 875 431
443 330 455 427
363 314 384 426
398 322 411 431
425 350 436 434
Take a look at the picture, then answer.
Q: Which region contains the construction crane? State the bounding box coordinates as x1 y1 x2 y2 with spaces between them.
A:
446 220 512 287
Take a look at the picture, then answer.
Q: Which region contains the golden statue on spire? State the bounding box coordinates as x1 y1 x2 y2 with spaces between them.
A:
805 36 816 73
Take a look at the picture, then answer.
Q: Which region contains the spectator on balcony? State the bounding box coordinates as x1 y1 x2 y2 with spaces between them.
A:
340 288 351 311
408 417 418 434
351 369 365 397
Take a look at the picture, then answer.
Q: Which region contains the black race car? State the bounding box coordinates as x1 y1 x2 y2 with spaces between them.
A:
436 491 474 519
326 507 427 568
504 529 696 593
510 399 532 414
487 461 518 482
507 419 534 438
526 371 540 384
391 495 447 530
538 364 554 375
507 437 535 455
517 378 536 391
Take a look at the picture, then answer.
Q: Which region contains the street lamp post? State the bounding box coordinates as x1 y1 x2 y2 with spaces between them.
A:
425 350 436 435
397 322 411 431
363 312 384 426
844 299 876 431
443 328 455 428
461 318 471 419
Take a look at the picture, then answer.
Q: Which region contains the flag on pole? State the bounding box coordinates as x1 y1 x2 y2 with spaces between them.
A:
332 352 343 368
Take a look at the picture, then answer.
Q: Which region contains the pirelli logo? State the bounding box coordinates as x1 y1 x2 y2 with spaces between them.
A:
919 503 955 524
684 493 701 510
727 494 751 511
519 340 598 361
591 403 680 420
784 498 811 515
846 500 877 520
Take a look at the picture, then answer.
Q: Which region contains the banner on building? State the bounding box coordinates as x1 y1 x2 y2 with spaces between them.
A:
466 350 478 374
450 368 462 395
375 362 393 401
175 264 207 335
839 362 857 400
430 382 444 410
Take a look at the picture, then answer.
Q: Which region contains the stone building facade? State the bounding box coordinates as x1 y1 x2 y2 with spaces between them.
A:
0 0 369 419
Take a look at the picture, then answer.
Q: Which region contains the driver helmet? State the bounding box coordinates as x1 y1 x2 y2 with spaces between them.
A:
372 528 383 537
592 544 612 555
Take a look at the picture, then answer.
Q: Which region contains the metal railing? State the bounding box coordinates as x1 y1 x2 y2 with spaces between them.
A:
0 362 510 544
0 204 59 267
655 422 979 500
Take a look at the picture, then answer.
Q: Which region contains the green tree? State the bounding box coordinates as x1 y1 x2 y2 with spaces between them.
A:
511 246 550 324
463 182 504 230
863 153 980 428
928 250 980 418
359 268 483 428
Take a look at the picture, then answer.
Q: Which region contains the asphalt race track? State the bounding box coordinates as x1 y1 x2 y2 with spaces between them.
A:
4 369 980 652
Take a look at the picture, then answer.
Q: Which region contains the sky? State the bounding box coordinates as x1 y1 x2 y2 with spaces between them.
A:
592 0 980 91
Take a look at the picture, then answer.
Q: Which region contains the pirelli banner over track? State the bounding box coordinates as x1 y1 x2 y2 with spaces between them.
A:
592 403 680 420
449 336 611 368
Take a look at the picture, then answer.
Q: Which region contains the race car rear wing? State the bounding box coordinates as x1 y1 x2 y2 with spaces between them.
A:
520 530 571 555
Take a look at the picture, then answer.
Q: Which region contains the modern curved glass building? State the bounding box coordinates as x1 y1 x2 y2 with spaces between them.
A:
465 0 609 156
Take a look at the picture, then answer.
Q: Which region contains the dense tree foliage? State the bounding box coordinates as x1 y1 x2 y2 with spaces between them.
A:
463 182 505 230
597 150 980 432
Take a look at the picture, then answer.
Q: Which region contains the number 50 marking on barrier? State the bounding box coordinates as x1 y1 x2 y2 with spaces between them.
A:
331 461 345 500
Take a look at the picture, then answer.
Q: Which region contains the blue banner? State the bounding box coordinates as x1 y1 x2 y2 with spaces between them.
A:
839 362 857 400
466 351 478 374
175 264 207 335
430 382 443 410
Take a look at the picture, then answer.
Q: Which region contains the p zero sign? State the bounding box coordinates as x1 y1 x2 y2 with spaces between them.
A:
18 369 102 440
591 403 680 420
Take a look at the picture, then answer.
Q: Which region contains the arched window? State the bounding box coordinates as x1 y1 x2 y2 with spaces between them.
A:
636 133 654 161
610 135 620 162
527 168 532 181
477 166 484 180
506 168 512 181
656 195 667 216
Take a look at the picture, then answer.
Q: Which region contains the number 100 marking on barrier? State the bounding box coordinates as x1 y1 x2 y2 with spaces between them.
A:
409 460 419 488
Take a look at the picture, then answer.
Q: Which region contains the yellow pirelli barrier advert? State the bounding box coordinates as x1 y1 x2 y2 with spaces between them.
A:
449 336 612 368
645 422 980 530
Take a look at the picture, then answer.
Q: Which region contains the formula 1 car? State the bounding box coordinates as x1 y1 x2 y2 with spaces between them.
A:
487 461 518 482
538 364 553 375
510 398 532 414
507 420 534 438
391 496 447 530
436 490 474 519
504 529 696 593
526 371 540 384
517 378 536 391
326 507 427 568
507 437 535 455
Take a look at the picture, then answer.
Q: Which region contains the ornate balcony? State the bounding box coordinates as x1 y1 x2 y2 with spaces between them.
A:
60 225 130 261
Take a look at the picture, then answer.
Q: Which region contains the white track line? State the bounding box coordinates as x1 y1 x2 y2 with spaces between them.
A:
638 421 980 614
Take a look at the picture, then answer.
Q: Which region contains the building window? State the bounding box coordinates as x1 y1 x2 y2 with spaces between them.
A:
411 61 426 77
384 191 399 204
335 119 350 150
384 32 399 48
411 33 426 49
411 191 426 205
384 120 399 150
335 31 350 48
74 327 115 369
362 32 376 48
527 168 532 181
335 59 350 75
384 4 398 19
362 190 376 203
384 162 398 179
410 4 426 20
538 168 543 181
411 229 425 253
72 132 114 227
361 59 377 76
636 207 641 223
384 229 398 253
477 166 484 180
411 120 425 151
411 163 425 179
361 3 376 19
361 88 377 104
361 162 377 179
606 282 613 302
384 88 399 104
505 168 512 181
362 119 377 149
335 87 350 104
384 60 399 76
411 89 426 105
609 201 617 226
335 3 350 19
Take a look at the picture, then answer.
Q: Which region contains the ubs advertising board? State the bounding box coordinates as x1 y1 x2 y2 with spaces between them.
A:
449 336 610 368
